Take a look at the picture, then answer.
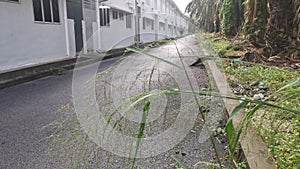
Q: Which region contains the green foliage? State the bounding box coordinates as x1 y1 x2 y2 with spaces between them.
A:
57 68 67 75
131 101 151 169
185 0 222 32
223 62 300 169
202 31 300 168
243 0 269 42
211 38 232 54
225 101 249 155
292 0 300 43
220 0 236 36
190 0 299 50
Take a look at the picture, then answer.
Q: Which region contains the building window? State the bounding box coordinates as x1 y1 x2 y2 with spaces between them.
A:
32 0 60 23
168 25 172 32
126 14 132 28
159 22 165 31
100 7 110 26
112 10 118 20
119 12 124 20
143 18 154 30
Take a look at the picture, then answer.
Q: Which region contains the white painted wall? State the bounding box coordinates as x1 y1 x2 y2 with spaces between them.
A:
0 1 69 71
140 17 156 42
99 0 135 50
68 19 77 57
99 0 189 50
0 0 189 72
100 10 135 50
102 0 134 12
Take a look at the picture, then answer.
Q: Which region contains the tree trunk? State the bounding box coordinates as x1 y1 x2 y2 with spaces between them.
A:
243 0 269 47
266 0 295 54
220 0 237 36
234 0 244 31
215 10 221 33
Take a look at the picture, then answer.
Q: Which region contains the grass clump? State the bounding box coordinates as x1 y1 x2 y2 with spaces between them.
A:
197 33 247 57
223 61 300 169
199 32 300 168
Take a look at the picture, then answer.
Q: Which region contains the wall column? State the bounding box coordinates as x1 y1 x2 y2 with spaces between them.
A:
96 0 101 50
82 20 88 54
63 0 70 57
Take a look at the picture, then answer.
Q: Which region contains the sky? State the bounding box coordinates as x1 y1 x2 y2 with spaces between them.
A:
173 0 192 13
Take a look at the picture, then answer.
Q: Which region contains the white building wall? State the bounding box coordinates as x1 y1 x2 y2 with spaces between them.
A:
98 0 135 50
0 0 189 72
98 0 189 49
0 0 188 71
102 0 134 12
0 1 69 71
140 17 156 42
99 10 135 50
100 0 190 44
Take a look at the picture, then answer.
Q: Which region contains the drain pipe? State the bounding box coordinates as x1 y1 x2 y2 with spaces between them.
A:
134 0 141 48
96 0 101 51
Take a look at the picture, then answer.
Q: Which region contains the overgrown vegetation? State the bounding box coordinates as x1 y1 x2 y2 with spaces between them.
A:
46 35 300 169
220 0 236 36
186 0 300 67
223 62 300 169
200 32 300 168
243 0 269 45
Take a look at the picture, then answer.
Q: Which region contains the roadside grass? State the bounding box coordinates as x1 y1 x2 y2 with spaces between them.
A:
196 32 248 57
199 32 300 168
223 62 300 169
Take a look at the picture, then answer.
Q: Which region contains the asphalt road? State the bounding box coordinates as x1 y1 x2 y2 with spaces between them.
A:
0 35 228 169
0 56 121 169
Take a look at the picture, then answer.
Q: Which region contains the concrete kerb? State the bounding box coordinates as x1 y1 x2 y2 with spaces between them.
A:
203 52 276 169
0 48 127 89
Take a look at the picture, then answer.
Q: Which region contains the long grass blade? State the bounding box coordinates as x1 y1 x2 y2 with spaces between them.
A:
226 101 249 126
131 101 151 169
230 124 243 154
225 101 249 153
227 101 264 155
225 121 234 153
275 77 300 94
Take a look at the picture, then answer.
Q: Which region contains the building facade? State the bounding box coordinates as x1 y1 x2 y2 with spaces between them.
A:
98 0 190 51
0 0 189 72
0 0 72 71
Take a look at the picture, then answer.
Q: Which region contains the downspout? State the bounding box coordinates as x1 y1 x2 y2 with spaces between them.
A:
134 0 141 47
96 0 101 50
63 0 70 57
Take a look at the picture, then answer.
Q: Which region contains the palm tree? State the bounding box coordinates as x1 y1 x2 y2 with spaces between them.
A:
187 0 300 55
219 0 245 36
293 0 300 45
186 0 244 36
185 0 223 32
243 0 269 47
